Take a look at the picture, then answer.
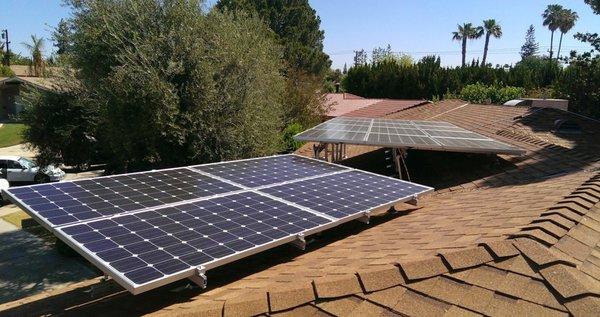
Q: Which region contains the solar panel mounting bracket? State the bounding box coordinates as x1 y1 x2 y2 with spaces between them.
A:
358 212 370 224
406 195 419 206
189 266 207 289
291 233 307 250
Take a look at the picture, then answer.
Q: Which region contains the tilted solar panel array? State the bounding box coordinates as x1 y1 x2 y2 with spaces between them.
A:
5 155 432 294
294 117 525 155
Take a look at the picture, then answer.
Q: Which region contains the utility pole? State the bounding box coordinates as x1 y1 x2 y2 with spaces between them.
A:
1 29 10 67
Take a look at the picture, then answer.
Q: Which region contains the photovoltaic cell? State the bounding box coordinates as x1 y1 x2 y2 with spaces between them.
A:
294 117 525 155
191 155 347 188
260 170 431 219
7 168 242 227
58 191 331 286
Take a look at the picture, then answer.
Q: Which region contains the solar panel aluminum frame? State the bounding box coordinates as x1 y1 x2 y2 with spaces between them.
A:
294 117 526 156
3 154 433 294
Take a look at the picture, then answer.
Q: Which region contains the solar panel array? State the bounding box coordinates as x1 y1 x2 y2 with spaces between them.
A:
295 117 525 155
5 155 432 294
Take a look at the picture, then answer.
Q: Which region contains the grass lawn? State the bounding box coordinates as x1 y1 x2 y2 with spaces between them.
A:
0 123 25 148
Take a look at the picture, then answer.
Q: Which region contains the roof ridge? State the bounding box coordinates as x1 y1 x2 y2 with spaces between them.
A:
511 172 600 247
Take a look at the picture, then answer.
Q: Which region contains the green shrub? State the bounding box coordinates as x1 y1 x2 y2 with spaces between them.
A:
0 65 14 77
460 83 492 104
282 123 304 153
460 83 525 104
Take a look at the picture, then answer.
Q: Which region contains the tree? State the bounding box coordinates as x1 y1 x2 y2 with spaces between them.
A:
342 63 347 74
353 49 367 66
53 19 72 55
22 0 287 171
585 0 600 14
556 9 578 59
452 23 483 67
481 19 502 66
520 25 539 59
372 44 392 64
216 0 331 77
21 35 45 76
542 4 563 59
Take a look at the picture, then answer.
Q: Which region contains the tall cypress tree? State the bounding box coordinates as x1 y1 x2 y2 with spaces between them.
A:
520 25 539 59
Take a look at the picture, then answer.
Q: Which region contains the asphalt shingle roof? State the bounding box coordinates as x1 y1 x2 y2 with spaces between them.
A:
1 100 599 316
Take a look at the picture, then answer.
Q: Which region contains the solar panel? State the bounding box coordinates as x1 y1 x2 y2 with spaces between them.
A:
7 168 242 228
294 117 525 155
191 155 347 188
260 170 431 219
58 191 332 289
4 154 433 294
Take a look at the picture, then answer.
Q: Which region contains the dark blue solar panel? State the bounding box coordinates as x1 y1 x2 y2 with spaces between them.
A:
58 192 331 286
260 170 431 219
192 155 347 188
7 168 242 227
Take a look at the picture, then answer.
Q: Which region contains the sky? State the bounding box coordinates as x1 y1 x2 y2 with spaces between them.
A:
0 0 597 68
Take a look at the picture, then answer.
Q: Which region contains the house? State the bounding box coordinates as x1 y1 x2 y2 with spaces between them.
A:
0 65 58 120
324 93 430 118
1 100 599 316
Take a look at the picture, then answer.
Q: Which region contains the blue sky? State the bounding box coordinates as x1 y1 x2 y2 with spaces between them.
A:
1 0 597 68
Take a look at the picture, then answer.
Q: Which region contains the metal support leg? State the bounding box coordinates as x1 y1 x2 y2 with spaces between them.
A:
189 267 207 289
407 195 419 206
392 148 403 179
358 212 370 224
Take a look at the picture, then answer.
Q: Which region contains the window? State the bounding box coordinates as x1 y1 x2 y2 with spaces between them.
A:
6 160 23 169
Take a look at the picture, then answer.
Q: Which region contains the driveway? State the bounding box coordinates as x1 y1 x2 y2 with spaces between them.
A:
0 144 36 158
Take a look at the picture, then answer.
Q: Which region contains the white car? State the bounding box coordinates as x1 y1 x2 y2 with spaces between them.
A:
0 156 66 184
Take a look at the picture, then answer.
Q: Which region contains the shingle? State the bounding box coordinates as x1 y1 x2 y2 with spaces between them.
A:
392 289 451 316
539 264 591 299
223 293 268 317
564 297 600 316
533 214 576 230
268 284 315 312
513 238 573 267
511 229 558 246
357 266 406 292
439 247 494 270
481 240 519 259
513 300 567 317
543 208 584 222
397 257 448 280
495 272 531 298
553 235 592 262
450 265 507 290
567 224 600 246
443 305 482 317
523 278 566 311
162 300 224 317
456 285 495 314
488 255 541 279
424 276 471 305
346 299 390 317
363 285 407 308
313 275 363 298
316 296 363 316
522 221 569 238
271 304 329 317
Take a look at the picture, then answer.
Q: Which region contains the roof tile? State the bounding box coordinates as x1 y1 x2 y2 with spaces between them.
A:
488 256 541 279
539 264 592 299
542 208 584 222
513 238 574 268
481 240 519 259
443 305 482 317
363 285 406 308
553 235 592 262
449 265 507 290
423 276 471 305
456 285 495 314
268 284 315 312
392 289 451 316
511 229 559 246
223 293 268 317
357 266 406 292
346 299 390 317
496 272 531 298
397 257 449 280
439 247 494 270
522 221 568 239
564 297 600 316
313 275 362 299
316 296 363 316
532 214 576 230
270 304 327 317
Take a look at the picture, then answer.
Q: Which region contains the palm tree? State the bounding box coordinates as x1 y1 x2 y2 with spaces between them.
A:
21 35 45 77
452 23 484 67
556 9 578 59
542 4 563 59
481 19 502 66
